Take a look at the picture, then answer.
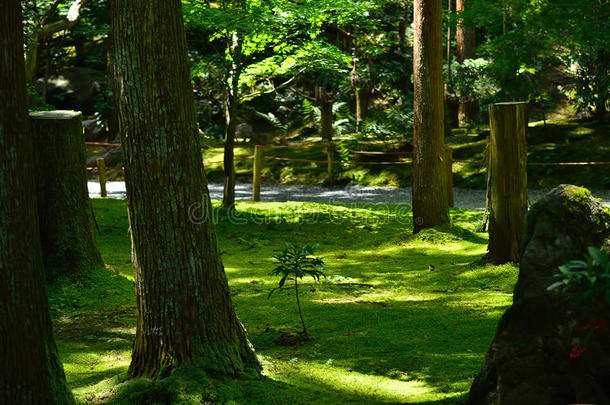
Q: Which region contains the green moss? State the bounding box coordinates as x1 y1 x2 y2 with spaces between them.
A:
53 199 519 404
561 184 592 205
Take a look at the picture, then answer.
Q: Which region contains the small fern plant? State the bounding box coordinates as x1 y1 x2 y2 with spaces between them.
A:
269 243 326 336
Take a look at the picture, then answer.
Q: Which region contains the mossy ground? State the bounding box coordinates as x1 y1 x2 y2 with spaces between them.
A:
197 119 610 189
50 199 518 404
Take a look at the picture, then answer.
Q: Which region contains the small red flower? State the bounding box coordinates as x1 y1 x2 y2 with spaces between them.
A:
592 319 607 330
570 345 587 360
583 324 592 332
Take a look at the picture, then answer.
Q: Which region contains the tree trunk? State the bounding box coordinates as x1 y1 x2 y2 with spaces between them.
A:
412 0 451 233
459 100 480 123
456 0 479 123
456 0 476 63
111 0 261 379
446 97 460 130
445 0 460 131
487 102 528 264
351 52 375 130
316 86 334 141
223 93 237 209
223 32 242 210
0 2 74 403
30 111 103 278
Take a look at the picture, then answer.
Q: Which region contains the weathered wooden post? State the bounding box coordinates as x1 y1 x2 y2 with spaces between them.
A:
252 145 263 202
487 102 528 264
445 147 454 208
96 157 107 197
29 110 103 277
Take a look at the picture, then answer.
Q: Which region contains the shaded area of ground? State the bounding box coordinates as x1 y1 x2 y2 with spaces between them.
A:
52 199 519 403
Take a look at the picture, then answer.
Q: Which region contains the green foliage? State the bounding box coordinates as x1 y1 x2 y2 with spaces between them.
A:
269 242 326 336
549 247 610 305
446 58 499 103
269 243 326 294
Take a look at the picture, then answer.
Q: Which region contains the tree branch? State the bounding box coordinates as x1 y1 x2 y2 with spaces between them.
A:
240 69 305 103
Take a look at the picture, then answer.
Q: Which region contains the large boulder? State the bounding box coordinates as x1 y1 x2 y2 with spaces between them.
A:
469 185 610 405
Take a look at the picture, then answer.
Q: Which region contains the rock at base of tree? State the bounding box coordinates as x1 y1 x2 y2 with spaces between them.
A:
469 185 610 405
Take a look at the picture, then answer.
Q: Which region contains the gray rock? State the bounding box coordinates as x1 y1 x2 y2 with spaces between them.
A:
469 185 610 405
83 119 107 142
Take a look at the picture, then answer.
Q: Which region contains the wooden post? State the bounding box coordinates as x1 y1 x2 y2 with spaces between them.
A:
252 145 263 202
445 147 454 208
96 157 107 197
487 102 528 264
29 110 103 276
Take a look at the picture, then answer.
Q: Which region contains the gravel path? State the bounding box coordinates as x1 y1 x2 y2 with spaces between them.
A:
88 181 610 210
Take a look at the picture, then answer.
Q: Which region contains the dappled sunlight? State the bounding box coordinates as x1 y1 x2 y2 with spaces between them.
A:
50 199 521 403
261 356 444 403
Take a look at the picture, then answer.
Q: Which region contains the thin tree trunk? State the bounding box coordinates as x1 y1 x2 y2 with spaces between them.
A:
111 0 261 379
223 31 241 210
316 86 334 141
445 0 459 131
294 279 307 336
30 111 103 278
0 2 74 403
456 0 479 123
25 0 89 82
412 0 451 233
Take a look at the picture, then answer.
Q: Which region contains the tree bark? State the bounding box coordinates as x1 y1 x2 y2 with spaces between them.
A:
0 2 74 403
412 0 451 233
30 111 103 278
445 0 460 130
487 102 528 264
456 0 479 123
111 0 261 379
223 32 242 210
316 86 334 141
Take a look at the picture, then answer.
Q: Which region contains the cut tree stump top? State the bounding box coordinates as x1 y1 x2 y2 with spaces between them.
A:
29 110 82 120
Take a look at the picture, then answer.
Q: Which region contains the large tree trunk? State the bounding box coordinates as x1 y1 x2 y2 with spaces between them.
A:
487 102 528 264
30 111 103 278
223 32 242 210
0 2 74 403
456 0 479 123
412 0 451 233
111 0 261 378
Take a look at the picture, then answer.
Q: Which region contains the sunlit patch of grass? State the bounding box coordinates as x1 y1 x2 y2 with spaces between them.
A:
51 199 520 404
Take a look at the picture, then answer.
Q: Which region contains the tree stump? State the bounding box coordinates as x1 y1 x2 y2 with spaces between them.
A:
30 110 103 277
487 102 528 264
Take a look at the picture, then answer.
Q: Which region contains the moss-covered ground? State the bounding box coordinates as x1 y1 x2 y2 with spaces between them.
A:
49 198 519 404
